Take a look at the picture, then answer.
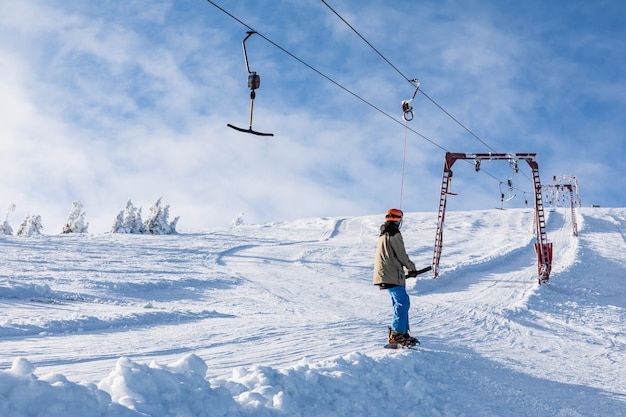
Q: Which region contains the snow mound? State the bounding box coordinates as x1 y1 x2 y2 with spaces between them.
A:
2 350 617 417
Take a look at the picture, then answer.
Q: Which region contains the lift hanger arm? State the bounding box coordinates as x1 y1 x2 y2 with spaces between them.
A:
227 31 274 137
242 31 255 74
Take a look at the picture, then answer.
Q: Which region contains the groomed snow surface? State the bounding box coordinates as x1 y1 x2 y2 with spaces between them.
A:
1 207 625 417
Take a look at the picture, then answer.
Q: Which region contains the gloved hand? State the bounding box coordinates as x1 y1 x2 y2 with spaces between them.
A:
406 270 418 278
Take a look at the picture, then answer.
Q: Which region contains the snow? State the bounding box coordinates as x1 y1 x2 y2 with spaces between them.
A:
1 207 625 416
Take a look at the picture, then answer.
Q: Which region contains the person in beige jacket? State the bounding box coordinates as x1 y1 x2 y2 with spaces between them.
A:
373 208 419 347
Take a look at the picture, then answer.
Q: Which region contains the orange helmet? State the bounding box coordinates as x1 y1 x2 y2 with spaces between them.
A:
385 208 403 221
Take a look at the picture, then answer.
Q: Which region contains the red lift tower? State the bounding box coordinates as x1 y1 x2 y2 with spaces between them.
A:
552 175 581 208
432 152 553 284
543 175 581 237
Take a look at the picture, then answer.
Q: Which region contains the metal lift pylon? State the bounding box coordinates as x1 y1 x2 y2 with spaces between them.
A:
543 175 581 237
432 152 553 284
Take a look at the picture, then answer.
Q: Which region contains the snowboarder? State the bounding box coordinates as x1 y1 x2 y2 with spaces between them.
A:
373 208 420 348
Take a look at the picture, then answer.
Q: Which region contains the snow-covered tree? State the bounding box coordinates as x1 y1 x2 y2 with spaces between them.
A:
0 221 11 235
111 200 146 234
62 201 89 234
1 204 15 235
144 197 179 235
232 212 245 227
16 214 43 237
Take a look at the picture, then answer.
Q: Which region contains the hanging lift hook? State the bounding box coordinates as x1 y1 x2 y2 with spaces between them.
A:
498 179 516 210
227 31 274 137
506 178 516 201
506 159 517 202
401 79 420 122
498 182 506 210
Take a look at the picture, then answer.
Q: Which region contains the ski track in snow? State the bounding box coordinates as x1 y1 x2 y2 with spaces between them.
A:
1 208 625 416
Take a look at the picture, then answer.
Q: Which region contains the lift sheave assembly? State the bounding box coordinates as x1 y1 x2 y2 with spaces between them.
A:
227 31 274 137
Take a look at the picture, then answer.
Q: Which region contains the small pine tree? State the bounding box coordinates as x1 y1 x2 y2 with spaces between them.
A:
232 212 245 227
1 204 15 235
16 214 43 237
144 197 179 235
112 211 124 233
111 200 146 234
0 221 12 235
62 201 89 234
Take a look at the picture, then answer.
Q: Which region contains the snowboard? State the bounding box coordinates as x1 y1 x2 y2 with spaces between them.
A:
383 342 419 349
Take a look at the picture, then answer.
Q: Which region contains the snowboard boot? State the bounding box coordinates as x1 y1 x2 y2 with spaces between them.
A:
388 327 420 347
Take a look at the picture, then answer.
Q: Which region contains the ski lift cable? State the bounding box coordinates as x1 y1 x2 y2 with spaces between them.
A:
205 0 445 151
320 0 499 154
320 0 534 193
205 1 525 192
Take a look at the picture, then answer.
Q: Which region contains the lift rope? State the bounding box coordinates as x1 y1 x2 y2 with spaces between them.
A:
399 119 409 209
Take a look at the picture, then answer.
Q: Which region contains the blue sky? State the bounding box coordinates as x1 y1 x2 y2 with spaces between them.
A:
1 0 624 232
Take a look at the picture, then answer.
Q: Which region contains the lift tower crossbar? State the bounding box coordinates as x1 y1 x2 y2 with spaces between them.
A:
432 152 553 284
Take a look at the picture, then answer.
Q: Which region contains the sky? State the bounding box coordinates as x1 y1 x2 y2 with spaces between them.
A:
1 0 625 233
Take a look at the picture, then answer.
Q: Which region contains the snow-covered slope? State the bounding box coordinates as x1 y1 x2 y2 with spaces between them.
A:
1 207 624 416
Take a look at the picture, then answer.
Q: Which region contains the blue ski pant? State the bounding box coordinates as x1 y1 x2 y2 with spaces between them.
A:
388 285 410 333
